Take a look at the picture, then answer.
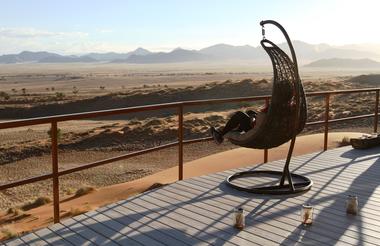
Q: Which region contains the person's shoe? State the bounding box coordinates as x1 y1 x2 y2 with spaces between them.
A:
210 127 223 144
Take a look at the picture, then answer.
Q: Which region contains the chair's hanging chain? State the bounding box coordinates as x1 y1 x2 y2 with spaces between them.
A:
262 25 266 40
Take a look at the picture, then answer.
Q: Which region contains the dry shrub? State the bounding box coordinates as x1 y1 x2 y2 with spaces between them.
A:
144 183 166 192
65 187 76 196
75 186 96 197
6 207 23 216
7 207 16 214
61 206 91 219
21 196 51 211
1 227 18 240
69 207 90 216
339 136 351 147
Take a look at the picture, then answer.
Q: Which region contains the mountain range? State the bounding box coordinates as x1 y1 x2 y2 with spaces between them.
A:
0 41 380 64
305 58 380 68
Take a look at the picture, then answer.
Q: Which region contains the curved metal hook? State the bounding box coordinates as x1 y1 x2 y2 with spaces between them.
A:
260 20 298 74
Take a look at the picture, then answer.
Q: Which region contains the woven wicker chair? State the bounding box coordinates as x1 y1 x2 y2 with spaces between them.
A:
225 20 312 195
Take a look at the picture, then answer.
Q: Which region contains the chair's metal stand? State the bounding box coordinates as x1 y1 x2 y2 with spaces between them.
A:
225 137 312 195
280 136 297 191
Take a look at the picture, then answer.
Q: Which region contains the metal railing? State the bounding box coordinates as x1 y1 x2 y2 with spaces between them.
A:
0 87 379 223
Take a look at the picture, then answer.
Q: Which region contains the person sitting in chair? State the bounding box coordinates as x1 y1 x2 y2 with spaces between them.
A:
210 105 268 144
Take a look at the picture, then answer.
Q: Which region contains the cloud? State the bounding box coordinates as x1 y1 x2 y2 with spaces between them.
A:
0 38 138 55
0 27 92 54
0 27 88 39
0 27 216 55
96 29 114 34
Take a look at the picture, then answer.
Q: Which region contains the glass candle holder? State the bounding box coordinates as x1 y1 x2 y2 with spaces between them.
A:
301 204 313 226
346 195 358 215
233 207 245 230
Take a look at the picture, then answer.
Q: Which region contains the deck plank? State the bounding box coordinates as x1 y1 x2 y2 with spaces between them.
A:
179 175 375 245
145 187 289 243
47 222 93 246
60 217 117 246
135 191 272 245
8 146 380 245
97 204 195 246
118 199 236 245
70 214 125 246
33 228 71 246
157 183 324 245
82 210 159 246
107 200 209 246
18 232 47 246
3 238 25 246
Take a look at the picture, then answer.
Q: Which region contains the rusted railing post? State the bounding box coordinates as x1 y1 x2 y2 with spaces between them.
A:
51 121 60 223
264 149 268 163
324 94 330 151
264 98 269 163
374 90 379 133
178 105 184 180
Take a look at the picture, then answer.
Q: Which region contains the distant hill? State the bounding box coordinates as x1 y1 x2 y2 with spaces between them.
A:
38 55 97 63
86 48 151 61
348 74 380 85
112 42 380 64
1 41 380 64
304 58 380 68
0 51 59 63
0 51 97 63
0 55 22 64
111 48 209 63
199 44 264 60
280 41 376 60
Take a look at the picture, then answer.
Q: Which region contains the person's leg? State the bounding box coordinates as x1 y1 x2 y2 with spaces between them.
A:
220 111 252 135
211 111 252 145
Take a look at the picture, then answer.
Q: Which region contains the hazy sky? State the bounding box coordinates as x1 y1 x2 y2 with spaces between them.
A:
1 0 380 54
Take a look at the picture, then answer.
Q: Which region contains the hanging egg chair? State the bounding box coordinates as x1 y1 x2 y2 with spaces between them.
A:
225 20 312 195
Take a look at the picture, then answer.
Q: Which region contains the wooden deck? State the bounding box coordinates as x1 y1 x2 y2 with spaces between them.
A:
5 146 380 245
